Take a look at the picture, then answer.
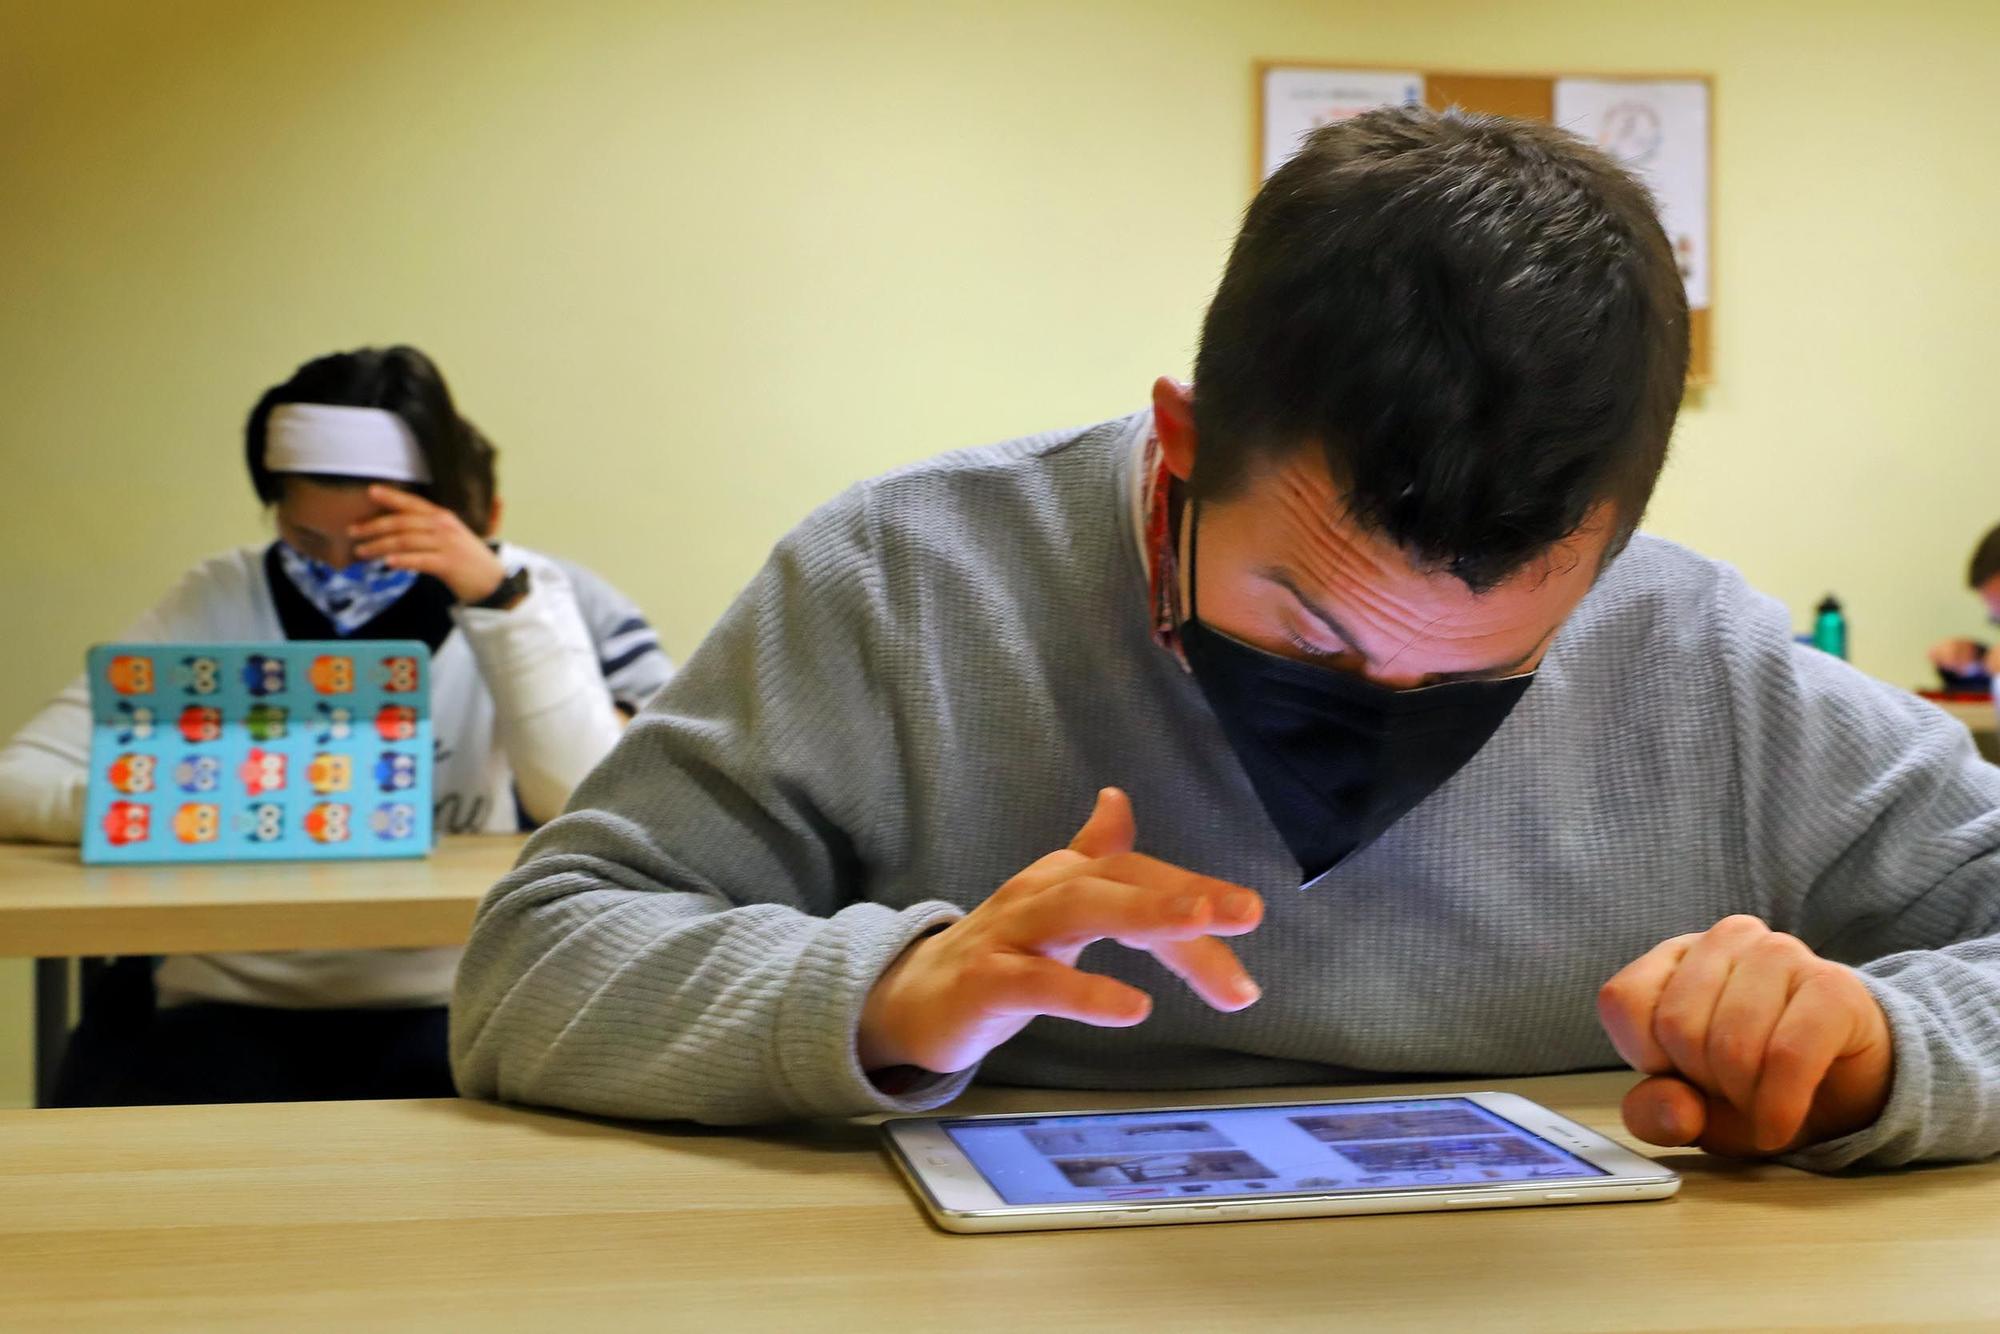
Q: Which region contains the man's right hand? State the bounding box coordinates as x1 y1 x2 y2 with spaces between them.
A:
1929 637 1986 673
856 787 1265 1075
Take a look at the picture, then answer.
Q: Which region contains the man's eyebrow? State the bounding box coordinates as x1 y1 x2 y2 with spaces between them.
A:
1261 566 1552 681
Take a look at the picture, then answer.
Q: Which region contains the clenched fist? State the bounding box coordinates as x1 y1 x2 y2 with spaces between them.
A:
1599 915 1893 1156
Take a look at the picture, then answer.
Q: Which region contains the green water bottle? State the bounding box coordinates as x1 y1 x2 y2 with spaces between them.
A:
1813 594 1848 660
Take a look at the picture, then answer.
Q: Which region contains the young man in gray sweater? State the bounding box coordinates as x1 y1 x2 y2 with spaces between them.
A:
452 108 2000 1172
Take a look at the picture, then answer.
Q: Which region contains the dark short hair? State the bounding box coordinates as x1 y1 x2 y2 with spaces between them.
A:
1191 106 1690 591
245 345 499 536
1969 525 2000 589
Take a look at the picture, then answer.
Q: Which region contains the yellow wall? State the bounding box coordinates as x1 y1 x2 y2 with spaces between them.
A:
4 0 1997 1105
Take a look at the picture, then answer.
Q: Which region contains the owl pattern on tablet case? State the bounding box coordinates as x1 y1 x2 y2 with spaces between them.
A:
82 641 434 864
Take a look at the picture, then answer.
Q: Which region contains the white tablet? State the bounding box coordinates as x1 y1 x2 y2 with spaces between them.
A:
883 1090 1679 1233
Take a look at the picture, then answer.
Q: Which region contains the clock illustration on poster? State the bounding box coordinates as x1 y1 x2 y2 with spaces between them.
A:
1595 100 1664 168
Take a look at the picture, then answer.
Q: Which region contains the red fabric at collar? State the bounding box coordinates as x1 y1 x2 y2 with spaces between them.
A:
1140 432 1184 656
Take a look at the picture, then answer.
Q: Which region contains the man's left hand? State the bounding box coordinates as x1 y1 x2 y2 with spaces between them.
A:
1597 915 1894 1156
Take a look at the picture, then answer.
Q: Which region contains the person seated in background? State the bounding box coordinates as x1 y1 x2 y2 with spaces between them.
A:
1927 523 2000 690
452 108 2000 1172
0 344 671 1105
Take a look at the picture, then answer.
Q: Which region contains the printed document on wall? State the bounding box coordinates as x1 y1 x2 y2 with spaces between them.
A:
1261 68 1425 179
1553 78 1710 309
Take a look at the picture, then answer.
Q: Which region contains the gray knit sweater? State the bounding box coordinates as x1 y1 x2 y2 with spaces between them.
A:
452 413 2000 1170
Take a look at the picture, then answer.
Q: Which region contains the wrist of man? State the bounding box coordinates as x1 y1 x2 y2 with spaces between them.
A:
856 924 951 1074
1783 974 1923 1171
774 901 973 1120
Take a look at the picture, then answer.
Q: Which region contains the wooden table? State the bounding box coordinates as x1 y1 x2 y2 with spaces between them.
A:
1 1071 1993 1331
1930 694 1998 729
0 836 523 1105
1912 693 1999 763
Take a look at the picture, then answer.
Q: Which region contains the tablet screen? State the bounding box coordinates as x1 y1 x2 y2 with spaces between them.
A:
941 1098 1607 1206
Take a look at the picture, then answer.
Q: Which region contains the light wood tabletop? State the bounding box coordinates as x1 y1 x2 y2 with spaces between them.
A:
1928 695 1999 734
0 834 524 958
2 1070 1994 1332
2 834 525 1104
1913 693 2000 764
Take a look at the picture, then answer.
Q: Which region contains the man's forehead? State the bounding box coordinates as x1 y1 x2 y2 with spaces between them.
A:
1251 456 1609 603
1226 450 1612 677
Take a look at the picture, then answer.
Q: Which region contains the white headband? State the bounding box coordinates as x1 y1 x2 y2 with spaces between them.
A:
264 403 433 485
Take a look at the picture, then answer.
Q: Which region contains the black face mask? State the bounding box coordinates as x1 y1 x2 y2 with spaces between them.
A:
1178 499 1535 883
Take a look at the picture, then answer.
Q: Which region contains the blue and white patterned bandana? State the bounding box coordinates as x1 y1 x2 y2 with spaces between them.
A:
275 542 420 636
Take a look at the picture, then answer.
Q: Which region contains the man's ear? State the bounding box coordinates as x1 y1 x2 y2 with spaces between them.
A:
487 496 504 538
1151 377 1198 482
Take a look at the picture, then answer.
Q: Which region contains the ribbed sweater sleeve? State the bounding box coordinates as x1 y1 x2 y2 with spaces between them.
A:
450 486 973 1123
1711 568 2000 1169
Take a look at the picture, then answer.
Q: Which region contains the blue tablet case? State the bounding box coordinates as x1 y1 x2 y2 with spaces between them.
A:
80 641 434 865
